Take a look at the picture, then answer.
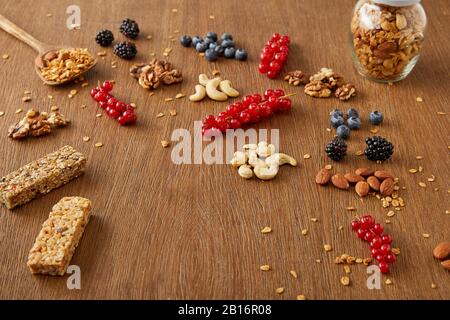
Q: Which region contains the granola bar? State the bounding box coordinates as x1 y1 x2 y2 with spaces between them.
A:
0 146 86 209
27 197 92 276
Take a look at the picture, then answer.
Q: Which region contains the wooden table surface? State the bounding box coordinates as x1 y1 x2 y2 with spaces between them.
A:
0 0 448 300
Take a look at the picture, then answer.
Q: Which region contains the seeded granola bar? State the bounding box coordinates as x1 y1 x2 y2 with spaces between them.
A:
0 145 86 209
27 197 92 275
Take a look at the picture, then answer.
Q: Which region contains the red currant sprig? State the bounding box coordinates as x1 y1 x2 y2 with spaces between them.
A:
258 33 290 79
90 80 137 126
351 215 396 274
202 89 293 135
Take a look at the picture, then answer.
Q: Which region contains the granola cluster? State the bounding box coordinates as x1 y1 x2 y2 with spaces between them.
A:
351 1 426 81
36 48 95 83
129 58 183 90
304 68 356 101
8 109 69 140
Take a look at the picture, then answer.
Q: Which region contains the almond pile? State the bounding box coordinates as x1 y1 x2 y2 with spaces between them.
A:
315 167 403 201
433 242 450 271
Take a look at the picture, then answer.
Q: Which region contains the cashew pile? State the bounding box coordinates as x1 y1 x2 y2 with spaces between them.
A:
230 142 297 180
189 74 239 102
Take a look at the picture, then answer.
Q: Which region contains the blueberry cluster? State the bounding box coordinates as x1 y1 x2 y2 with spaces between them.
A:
330 108 384 140
180 32 248 62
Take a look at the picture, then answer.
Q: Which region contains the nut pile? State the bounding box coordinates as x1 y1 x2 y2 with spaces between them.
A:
8 109 69 139
304 68 356 101
36 48 95 83
230 142 297 180
129 59 182 90
351 1 426 80
189 74 239 102
433 242 450 271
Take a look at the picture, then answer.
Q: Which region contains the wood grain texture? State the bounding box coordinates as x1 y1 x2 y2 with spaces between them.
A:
0 0 449 300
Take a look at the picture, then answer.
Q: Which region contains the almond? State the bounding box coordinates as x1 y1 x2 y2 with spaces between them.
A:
315 168 331 185
380 178 394 196
355 181 370 197
344 173 364 184
355 167 374 177
433 242 450 260
331 174 349 190
366 176 380 191
374 170 394 180
442 260 450 271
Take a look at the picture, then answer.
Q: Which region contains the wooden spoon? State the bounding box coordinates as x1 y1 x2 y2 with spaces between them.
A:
0 13 96 85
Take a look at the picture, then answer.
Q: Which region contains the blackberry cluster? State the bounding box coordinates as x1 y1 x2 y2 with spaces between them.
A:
364 136 394 161
325 137 347 162
113 41 137 60
119 18 140 39
95 29 114 47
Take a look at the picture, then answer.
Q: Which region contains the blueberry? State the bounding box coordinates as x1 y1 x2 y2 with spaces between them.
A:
179 35 192 47
195 42 208 52
214 45 225 56
234 48 248 61
221 39 235 48
369 111 384 125
336 125 351 140
192 36 202 47
209 42 218 50
205 49 218 61
347 116 362 130
329 108 344 118
206 32 218 42
347 108 359 118
330 114 345 128
224 47 236 59
221 33 233 41
203 37 214 45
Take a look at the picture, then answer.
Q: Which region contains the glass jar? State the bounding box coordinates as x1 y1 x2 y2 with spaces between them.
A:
350 0 426 83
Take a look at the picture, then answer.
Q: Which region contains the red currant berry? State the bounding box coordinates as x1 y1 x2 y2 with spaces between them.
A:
280 35 290 45
385 253 396 263
267 70 279 79
278 98 292 111
233 102 246 112
376 254 386 263
90 88 99 98
380 244 391 255
101 80 113 92
267 96 279 109
226 104 239 116
243 95 254 106
357 228 366 239
274 52 287 62
218 111 229 119
371 248 380 258
351 220 361 231
381 234 392 244
259 103 273 117
279 45 289 53
229 119 241 129
260 52 273 63
252 94 262 104
372 223 384 235
204 114 216 125
370 236 383 249
364 231 375 242
264 89 275 99
215 117 228 132
269 61 281 72
272 33 281 41
248 103 260 116
360 215 375 229
239 111 252 124
107 97 117 107
262 46 273 55
99 101 107 109
108 108 121 119
258 63 269 74
273 89 285 97
115 101 128 113
94 91 107 102
378 262 389 274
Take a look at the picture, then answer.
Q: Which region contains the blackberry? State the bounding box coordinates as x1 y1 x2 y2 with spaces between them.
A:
113 41 137 60
119 18 140 39
325 137 347 161
95 29 114 47
364 136 394 161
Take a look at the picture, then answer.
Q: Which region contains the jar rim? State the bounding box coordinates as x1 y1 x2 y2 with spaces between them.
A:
373 0 421 6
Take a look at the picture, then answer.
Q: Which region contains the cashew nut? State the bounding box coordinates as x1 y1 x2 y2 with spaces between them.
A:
265 153 298 167
230 151 248 167
238 164 253 179
243 144 257 150
219 80 240 98
189 84 206 102
248 149 266 167
256 141 276 158
206 78 228 101
253 164 279 180
199 74 210 86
